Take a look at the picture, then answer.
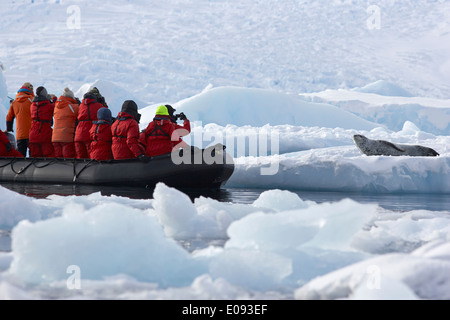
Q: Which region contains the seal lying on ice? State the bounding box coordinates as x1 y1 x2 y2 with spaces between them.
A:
353 134 439 157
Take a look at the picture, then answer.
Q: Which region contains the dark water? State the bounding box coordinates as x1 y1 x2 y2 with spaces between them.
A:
1 182 450 212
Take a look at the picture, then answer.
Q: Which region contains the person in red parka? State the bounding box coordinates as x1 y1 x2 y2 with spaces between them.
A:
74 88 107 159
144 105 180 157
29 86 55 158
111 100 145 160
90 108 113 161
0 130 23 157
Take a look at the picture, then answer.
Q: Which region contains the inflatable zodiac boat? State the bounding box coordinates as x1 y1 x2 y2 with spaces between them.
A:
0 145 234 189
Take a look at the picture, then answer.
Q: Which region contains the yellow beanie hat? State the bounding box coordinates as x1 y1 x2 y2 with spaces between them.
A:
155 105 169 116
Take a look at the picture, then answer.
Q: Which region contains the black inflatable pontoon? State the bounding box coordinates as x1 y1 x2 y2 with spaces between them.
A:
0 145 234 189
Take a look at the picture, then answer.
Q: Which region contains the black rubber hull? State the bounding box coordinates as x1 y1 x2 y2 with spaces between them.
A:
0 149 234 189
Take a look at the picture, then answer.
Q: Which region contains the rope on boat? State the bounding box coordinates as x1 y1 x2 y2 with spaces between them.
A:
72 159 97 182
9 158 63 175
33 159 58 168
1 157 101 183
10 158 33 174
0 158 95 179
0 159 12 168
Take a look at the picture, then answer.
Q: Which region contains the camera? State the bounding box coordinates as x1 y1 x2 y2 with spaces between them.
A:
174 112 186 121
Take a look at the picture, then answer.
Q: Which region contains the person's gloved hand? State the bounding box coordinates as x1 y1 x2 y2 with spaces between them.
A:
179 112 187 121
5 142 12 152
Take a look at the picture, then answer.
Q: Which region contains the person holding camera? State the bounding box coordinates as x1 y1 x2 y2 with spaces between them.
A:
165 104 191 149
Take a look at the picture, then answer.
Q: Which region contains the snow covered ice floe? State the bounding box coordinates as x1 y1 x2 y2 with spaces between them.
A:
294 240 450 300
227 143 450 193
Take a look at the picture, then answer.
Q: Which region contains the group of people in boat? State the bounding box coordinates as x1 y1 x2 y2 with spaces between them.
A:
0 82 190 161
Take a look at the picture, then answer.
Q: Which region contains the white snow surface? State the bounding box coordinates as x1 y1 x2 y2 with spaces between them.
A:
1 0 450 300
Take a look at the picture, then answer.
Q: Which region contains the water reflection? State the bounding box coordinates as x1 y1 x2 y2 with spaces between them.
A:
0 182 235 202
294 191 450 213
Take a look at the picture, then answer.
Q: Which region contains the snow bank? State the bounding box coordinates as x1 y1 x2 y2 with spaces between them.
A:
172 86 379 130
74 79 147 117
353 80 414 97
228 144 450 193
2 0 450 104
138 86 381 156
301 88 450 135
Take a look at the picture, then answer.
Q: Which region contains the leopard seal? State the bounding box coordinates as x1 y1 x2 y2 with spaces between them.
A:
353 134 439 157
